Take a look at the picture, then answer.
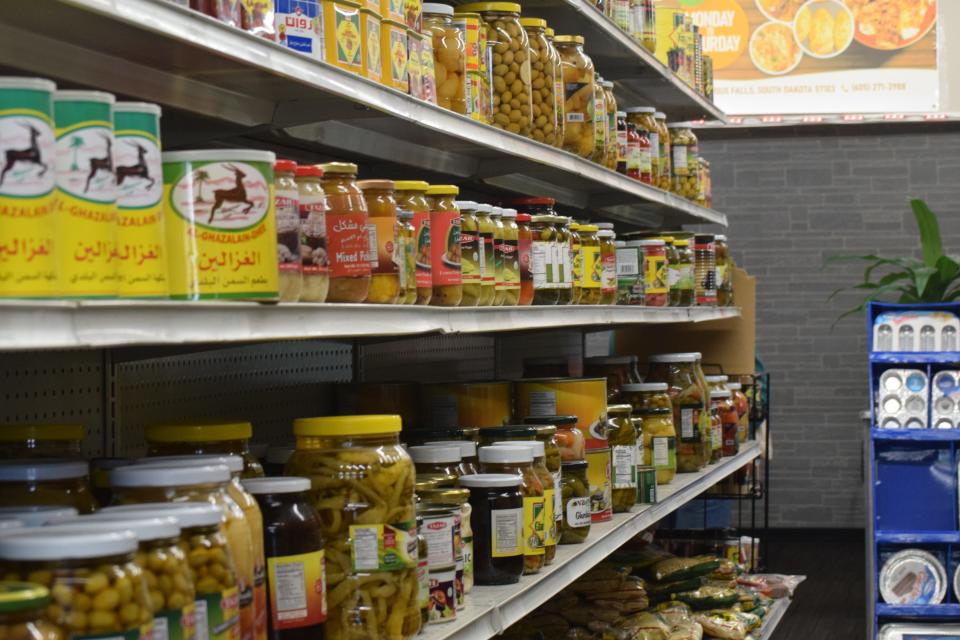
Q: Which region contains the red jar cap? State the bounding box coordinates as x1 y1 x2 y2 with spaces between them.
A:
295 165 323 178
510 196 555 206
275 159 298 173
515 213 532 222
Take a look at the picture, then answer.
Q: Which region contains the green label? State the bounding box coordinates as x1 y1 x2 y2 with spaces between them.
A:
350 523 417 572
153 604 196 640
195 588 239 640
651 436 676 471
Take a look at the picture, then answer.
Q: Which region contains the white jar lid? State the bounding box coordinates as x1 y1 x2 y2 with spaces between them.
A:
0 459 89 482
476 203 492 213
408 445 461 464
0 529 136 560
44 515 180 542
242 477 311 495
424 440 477 458
632 239 665 247
490 440 546 458
501 208 517 219
423 2 454 14
490 207 503 217
711 390 732 399
649 352 702 363
479 445 533 464
705 375 729 383
624 106 656 113
114 101 162 116
728 383 742 390
266 446 295 465
0 77 57 92
654 112 666 119
595 222 614 230
99 502 223 528
0 506 78 527
135 454 244 473
111 463 230 487
54 89 115 104
621 382 668 392
0 518 22 531
455 200 477 209
458 473 522 488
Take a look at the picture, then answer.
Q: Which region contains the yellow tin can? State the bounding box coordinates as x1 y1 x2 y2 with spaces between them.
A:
360 8 383 83
381 19 409 91
514 377 608 449
421 381 512 429
586 447 613 522
161 149 278 300
336 382 420 429
407 30 423 98
380 0 404 23
403 0 421 30
323 0 363 75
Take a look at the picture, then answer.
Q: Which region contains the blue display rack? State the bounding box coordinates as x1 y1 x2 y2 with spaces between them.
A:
868 302 960 638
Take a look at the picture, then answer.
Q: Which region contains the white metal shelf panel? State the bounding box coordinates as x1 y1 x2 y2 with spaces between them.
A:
0 0 726 227
420 442 761 640
756 597 792 640
0 301 740 350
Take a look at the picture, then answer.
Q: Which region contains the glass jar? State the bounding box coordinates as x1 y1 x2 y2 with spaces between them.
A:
423 441 479 475
522 415 584 461
646 353 709 472
654 112 670 190
263 448 294 477
145 422 264 478
597 229 617 304
716 234 734 307
635 239 667 307
476 204 496 306
708 393 722 463
606 404 637 512
558 460 590 543
457 474 523 585
554 35 595 158
286 415 419 640
669 125 699 199
416 487 471 601
520 19 558 146
275 160 303 303
409 445 464 479
497 208 520 305
426 185 463 307
615 240 642 305
591 76 608 165
711 390 739 457
294 165 330 303
568 223 582 304
694 234 717 306
0 425 84 459
553 217 573 305
423 4 467 115
0 582 61 640
600 83 617 170
584 356 638 401
615 111 627 174
515 213 534 305
0 460 96 514
0 506 77 528
413 504 457 623
241 477 326 640
529 215 559 305
358 180 401 304
319 163 372 303
668 238 694 307
729 382 750 443
477 446 544 575
395 181 432 305
457 200 482 307
544 28 565 149
625 123 640 180
620 382 671 413
90 458 131 506
635 408 676 485
661 236 677 305
459 3 532 137
0 530 151 640
626 108 657 185
575 224 600 304
397 209 417 304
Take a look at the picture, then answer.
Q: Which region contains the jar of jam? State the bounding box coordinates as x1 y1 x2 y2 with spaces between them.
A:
319 163 372 303
458 474 523 585
559 460 590 543
516 213 534 305
394 181 432 305
359 180 401 304
427 185 463 306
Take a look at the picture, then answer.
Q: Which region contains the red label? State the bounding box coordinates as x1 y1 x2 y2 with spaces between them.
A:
430 210 461 287
413 210 432 288
519 234 531 282
370 216 399 275
601 252 617 294
326 212 372 278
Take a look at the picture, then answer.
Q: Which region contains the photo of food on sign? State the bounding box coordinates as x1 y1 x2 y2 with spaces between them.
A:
675 0 939 114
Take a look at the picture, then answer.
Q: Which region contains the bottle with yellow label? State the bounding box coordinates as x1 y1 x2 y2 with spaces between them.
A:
576 224 601 305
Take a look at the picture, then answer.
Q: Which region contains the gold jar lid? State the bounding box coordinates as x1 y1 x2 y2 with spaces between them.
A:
554 35 585 45
394 180 430 191
319 162 358 174
459 2 521 13
426 185 459 196
357 179 395 191
418 487 470 505
519 17 547 28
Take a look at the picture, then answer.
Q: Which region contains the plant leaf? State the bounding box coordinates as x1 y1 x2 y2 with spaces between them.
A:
912 199 944 267
914 266 939 299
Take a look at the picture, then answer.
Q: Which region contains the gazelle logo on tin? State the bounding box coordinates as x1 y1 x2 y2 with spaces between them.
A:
115 135 161 208
0 116 55 198
171 161 270 231
54 126 116 203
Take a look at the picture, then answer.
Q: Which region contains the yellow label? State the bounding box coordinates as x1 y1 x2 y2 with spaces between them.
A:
364 15 382 81
522 495 545 556
580 244 601 289
542 487 556 546
325 2 361 71
389 26 408 86
586 448 613 522
644 253 667 294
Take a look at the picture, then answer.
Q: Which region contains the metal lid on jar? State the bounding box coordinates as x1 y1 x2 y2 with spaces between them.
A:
553 35 585 44
394 180 430 191
705 375 729 383
628 239 664 247
133 454 244 474
490 440 545 458
427 185 460 196
294 415 402 436
622 382 668 392
716 234 727 241
523 415 579 426
295 165 323 178
478 445 533 464
423 2 455 14
484 425 536 438
0 424 85 442
458 2 521 13
110 463 231 487
515 213 531 222
409 445 461 464
624 106 656 113
490 206 503 217
418 487 470 505
710 390 732 399
0 506 78 527
47 515 181 542
456 200 478 210
99 502 223 528
0 459 89 482
319 162 358 174
274 159 298 173
519 17 547 28
0 77 56 92
357 179 395 191
146 421 252 443
0 529 137 560
545 27 555 38
597 230 616 238
561 460 588 471
425 440 478 459
0 582 49 613
578 224 599 233
458 473 522 488
649 352 702 363
241 477 312 495
607 404 633 415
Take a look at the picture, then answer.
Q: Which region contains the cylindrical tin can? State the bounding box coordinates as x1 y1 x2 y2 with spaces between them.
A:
514 378 608 448
421 381 512 428
636 465 657 504
336 382 420 428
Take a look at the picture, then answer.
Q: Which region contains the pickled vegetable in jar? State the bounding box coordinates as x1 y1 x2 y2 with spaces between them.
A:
615 111 627 174
457 474 523 585
543 28 565 149
294 166 330 303
0 582 62 640
275 160 303 303
397 209 417 304
426 185 462 307
408 445 463 479
694 234 717 306
597 229 617 304
669 238 694 307
558 460 590 543
575 224 600 304
145 422 265 479
451 11 487 122
715 234 734 307
634 408 676 485
625 123 640 180
475 204 496 306
422 4 466 114
711 390 738 457
646 353 709 472
359 180 401 304
456 201 481 307
529 215 559 305
519 19 558 146
497 208 520 305
591 75 608 165
423 441 479 475
554 35 595 158
620 382 671 413
615 241 641 305
567 223 582 304
286 415 419 640
601 81 617 170
584 356 638 401
523 415 584 461
729 382 750 443
0 460 97 514
654 112 670 190
459 2 532 137
662 236 678 306
394 181 432 305
476 446 544 575
625 108 657 185
515 213 534 305
553 217 574 305
0 425 84 459
636 239 667 307
319 163 372 303
707 394 722 463
605 404 637 512
489 207 505 306
668 125 699 199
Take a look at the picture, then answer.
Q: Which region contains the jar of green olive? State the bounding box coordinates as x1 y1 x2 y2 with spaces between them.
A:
553 216 573 304
530 215 559 305
668 125 699 199
0 582 61 640
621 382 673 413
559 460 590 544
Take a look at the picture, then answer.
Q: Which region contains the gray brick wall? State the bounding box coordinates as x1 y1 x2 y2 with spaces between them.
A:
701 129 960 528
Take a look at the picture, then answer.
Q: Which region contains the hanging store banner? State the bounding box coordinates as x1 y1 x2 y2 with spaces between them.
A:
675 0 939 114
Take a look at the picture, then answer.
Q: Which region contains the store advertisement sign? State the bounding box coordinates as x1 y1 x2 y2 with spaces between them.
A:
678 0 939 114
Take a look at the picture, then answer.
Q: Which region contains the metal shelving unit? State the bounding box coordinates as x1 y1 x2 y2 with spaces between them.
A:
756 598 792 640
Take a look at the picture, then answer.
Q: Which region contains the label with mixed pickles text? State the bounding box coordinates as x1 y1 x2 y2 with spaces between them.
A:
413 211 431 288
523 496 546 555
490 507 523 558
430 211 460 287
266 550 326 630
326 212 372 278
194 587 240 640
672 144 688 174
581 244 601 289
652 436 676 470
679 405 697 442
611 445 637 489
566 497 591 528
349 523 417 571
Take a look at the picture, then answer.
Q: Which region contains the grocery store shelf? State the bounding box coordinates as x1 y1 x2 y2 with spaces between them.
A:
0 0 726 228
876 603 960 619
420 443 760 640
875 531 960 544
871 428 960 442
756 598 791 640
0 301 740 350
870 352 960 364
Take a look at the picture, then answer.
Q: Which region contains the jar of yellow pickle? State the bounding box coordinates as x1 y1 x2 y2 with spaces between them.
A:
397 209 417 304
519 19 557 146
287 415 419 640
654 112 670 190
476 204 496 306
0 460 97 514
0 582 61 640
554 35 595 158
592 75 608 165
668 125 699 199
359 180 401 304
395 181 432 305
427 185 463 307
0 425 84 459
544 28 564 148
457 201 481 307
145 422 264 478
498 208 520 305
601 81 617 170
554 216 573 305
598 229 617 304
490 207 506 305
423 4 466 114
576 224 601 304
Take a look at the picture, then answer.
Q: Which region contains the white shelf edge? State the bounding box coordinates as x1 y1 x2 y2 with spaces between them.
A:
757 597 792 640
0 301 740 350
420 442 761 640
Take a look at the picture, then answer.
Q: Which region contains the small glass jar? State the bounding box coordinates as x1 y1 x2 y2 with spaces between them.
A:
520 19 558 146
394 181 433 305
0 460 96 514
241 477 326 640
568 223 582 304
477 446 544 575
359 180 401 304
669 238 695 307
716 234 734 307
636 239 667 307
529 215 559 305
621 382 672 413
457 200 482 307
584 355 638 401
591 75 608 165
319 162 372 303
275 159 303 303
711 390 739 457
597 229 617 304
626 108 657 185
669 125 700 199
516 213 534 305
458 474 523 585
606 404 637 512
615 111 627 174
476 204 496 306
427 185 463 307
145 422 264 478
602 81 618 170
0 582 61 640
626 123 641 180
615 241 641 305
553 217 573 305
294 165 330 303
559 460 590 543
409 445 464 479
635 407 676 485
0 425 84 459
397 209 418 304
544 28 565 149
647 353 710 472
422 440 478 475
554 35 595 158
576 224 601 305
654 111 671 190
423 3 467 115
523 415 584 461
497 208 520 305
694 234 717 306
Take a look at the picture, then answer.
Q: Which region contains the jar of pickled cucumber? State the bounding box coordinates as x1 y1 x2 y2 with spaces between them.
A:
635 408 676 485
592 75 608 165
395 181 432 305
520 19 557 146
359 180 401 305
476 204 496 306
626 108 658 183
0 582 61 640
553 217 573 305
459 3 532 137
489 207 506 306
654 112 670 189
647 353 710 473
320 163 373 303
397 209 417 304
0 530 151 640
0 425 84 459
558 460 590 543
426 185 462 307
498 208 520 305
287 415 419 640
601 81 617 170
423 4 467 114
668 125 699 199
544 28 565 149
606 404 637 512
0 460 97 514
145 422 264 478
554 35 595 158
529 215 559 305
457 201 481 307
597 229 617 304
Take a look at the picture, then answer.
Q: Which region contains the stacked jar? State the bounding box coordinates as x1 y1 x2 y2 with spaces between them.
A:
520 19 558 146
647 353 711 472
423 4 466 115
145 422 264 478
543 28 565 148
621 382 677 484
554 35 595 159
